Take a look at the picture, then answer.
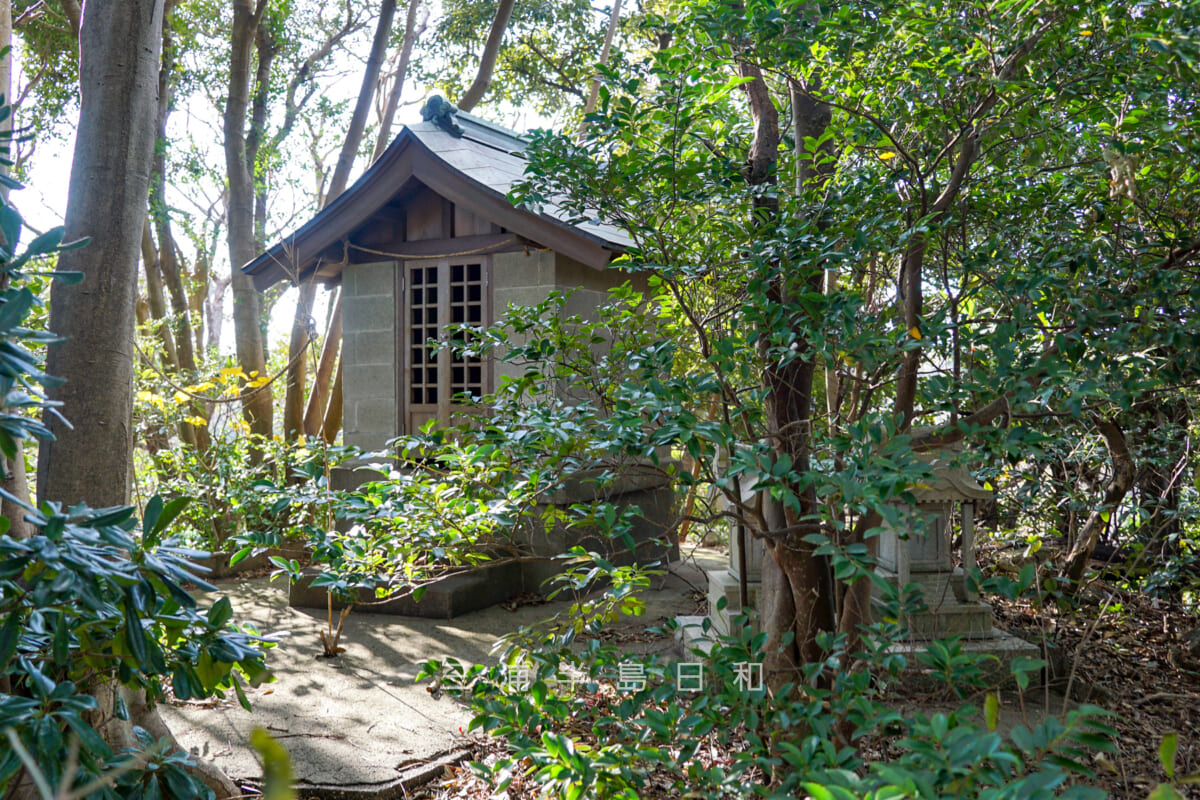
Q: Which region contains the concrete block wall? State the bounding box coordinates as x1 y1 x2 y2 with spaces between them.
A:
342 260 398 452
492 249 556 387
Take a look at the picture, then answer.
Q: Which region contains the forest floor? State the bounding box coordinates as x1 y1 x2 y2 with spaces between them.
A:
408 552 1200 800
990 583 1200 798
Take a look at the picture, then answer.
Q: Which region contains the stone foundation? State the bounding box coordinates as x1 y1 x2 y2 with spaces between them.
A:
292 462 678 618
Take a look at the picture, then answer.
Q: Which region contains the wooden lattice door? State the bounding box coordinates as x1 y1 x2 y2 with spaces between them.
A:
402 259 489 434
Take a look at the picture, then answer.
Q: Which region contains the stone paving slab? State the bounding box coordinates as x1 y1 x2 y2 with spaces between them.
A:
161 549 722 797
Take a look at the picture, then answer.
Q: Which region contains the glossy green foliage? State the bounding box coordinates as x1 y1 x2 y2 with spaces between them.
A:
510 0 1200 589
254 288 683 603
420 564 1117 799
0 151 269 798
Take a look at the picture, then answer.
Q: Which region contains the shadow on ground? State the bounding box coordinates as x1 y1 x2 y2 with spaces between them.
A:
162 548 720 798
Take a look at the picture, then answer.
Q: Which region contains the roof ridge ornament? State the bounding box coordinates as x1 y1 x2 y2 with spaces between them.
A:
420 95 464 138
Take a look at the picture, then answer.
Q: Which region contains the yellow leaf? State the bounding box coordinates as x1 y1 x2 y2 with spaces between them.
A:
1080 29 1093 36
173 391 188 405
219 367 243 379
909 326 922 340
879 151 897 160
184 416 208 427
984 692 1000 731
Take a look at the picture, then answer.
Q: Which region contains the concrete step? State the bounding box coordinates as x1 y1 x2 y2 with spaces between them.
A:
705 568 759 637
877 597 996 639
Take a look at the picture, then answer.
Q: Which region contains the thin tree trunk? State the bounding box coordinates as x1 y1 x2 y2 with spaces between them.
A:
372 0 425 162
327 0 396 200
282 282 316 439
0 2 25 537
456 0 515 112
283 0 397 441
150 0 197 375
0 0 11 200
303 291 342 437
583 0 621 115
1064 417 1135 585
737 64 836 684
140 221 180 370
57 0 79 37
225 0 273 443
141 222 199 450
891 19 1054 429
322 357 343 443
1 447 35 540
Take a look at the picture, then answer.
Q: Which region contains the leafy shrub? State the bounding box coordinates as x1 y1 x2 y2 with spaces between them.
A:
0 501 270 798
419 557 1118 800
0 151 269 798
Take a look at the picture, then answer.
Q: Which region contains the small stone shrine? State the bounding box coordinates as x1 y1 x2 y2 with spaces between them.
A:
705 478 766 637
682 450 1038 674
872 451 994 638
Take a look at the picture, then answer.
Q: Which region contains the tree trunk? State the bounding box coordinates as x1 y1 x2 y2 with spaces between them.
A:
282 282 316 439
0 0 11 199
327 0 396 200
737 65 838 683
283 0 397 441
225 0 273 442
149 1 198 376
456 0 515 112
891 18 1054 429
141 221 199 451
322 357 344 443
1064 417 1135 586
38 0 164 508
30 4 240 797
1 447 34 540
56 0 80 37
140 221 180 370
303 291 342 437
582 0 621 115
372 0 425 162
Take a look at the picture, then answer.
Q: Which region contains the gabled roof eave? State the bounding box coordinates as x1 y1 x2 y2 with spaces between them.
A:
242 128 625 290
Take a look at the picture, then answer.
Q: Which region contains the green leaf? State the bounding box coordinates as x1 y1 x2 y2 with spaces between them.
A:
123 593 148 665
1147 784 1185 800
250 727 296 800
23 227 64 257
984 691 1000 732
0 288 35 333
207 596 234 629
52 614 69 666
1160 732 1179 780
142 495 164 539
0 612 20 671
146 496 190 544
46 270 84 285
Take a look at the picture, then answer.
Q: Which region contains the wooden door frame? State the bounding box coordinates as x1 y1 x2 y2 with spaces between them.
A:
397 255 493 436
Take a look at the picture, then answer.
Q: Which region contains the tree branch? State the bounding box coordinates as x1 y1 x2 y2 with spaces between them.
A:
457 0 516 112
